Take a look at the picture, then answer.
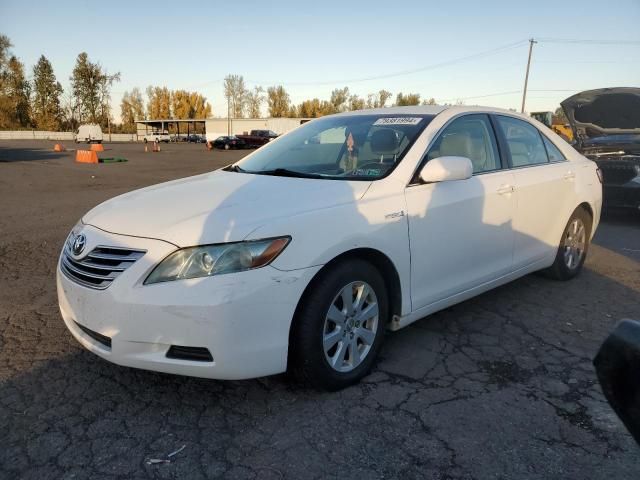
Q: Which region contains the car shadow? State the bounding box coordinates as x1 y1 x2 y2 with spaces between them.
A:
0 143 74 162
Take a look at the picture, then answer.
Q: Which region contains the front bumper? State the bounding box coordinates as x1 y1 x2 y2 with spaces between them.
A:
57 224 321 380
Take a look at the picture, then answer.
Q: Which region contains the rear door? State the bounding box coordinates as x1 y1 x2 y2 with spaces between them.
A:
405 114 516 310
493 115 575 269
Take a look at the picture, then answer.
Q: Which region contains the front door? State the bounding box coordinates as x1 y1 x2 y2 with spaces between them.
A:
405 114 516 311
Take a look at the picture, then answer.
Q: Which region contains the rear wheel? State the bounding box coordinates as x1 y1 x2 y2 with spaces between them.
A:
546 207 591 280
143 138 148 144
290 259 388 390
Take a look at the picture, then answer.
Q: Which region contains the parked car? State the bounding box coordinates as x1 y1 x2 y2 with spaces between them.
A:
57 106 602 390
212 135 246 150
75 124 103 144
142 131 171 143
237 129 279 148
187 134 206 143
561 87 640 210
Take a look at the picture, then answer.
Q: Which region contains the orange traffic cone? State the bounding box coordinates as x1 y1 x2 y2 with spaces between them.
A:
75 150 98 164
144 144 148 153
53 143 66 152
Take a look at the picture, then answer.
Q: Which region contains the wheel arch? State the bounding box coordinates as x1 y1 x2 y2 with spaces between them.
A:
577 201 596 237
288 247 402 349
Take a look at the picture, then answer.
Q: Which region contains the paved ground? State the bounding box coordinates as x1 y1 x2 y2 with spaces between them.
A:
1 140 639 479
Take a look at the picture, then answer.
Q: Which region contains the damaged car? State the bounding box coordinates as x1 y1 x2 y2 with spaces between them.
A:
562 87 640 211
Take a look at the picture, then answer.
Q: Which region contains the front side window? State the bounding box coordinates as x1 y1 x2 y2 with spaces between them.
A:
542 135 566 162
496 116 549 167
426 114 500 174
233 114 433 180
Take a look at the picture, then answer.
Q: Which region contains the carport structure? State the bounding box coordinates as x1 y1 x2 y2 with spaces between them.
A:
135 119 207 140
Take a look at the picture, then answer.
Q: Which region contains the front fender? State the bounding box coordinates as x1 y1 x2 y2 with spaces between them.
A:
245 182 412 314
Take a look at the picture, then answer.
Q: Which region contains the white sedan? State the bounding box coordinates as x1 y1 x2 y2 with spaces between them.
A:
57 106 602 390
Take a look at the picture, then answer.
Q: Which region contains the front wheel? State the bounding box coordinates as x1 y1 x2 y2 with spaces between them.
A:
546 207 591 280
289 259 388 390
224 144 230 150
143 138 148 144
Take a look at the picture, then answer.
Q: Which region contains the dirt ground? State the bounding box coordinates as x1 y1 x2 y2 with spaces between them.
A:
1 140 639 479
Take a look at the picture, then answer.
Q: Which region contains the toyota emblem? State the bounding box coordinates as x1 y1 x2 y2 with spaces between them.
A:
72 234 86 256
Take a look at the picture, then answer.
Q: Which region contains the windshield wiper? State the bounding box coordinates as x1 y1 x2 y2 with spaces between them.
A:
253 168 323 179
224 164 246 173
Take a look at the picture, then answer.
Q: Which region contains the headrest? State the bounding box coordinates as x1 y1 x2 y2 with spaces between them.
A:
439 132 472 159
370 129 398 154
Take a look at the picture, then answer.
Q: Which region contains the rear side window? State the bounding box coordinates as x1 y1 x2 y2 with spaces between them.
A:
496 116 548 167
542 135 566 162
427 114 500 174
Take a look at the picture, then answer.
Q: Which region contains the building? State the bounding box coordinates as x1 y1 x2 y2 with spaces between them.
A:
135 117 310 142
204 117 309 141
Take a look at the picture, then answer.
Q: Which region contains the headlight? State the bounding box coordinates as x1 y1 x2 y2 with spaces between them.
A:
144 237 290 285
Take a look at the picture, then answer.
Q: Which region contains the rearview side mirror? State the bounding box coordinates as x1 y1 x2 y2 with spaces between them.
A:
419 156 473 183
594 318 640 446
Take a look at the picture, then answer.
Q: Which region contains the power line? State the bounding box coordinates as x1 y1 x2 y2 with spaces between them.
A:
242 39 529 86
537 37 640 45
438 89 586 103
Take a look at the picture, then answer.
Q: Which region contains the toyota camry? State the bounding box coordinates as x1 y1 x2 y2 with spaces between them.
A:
57 106 602 390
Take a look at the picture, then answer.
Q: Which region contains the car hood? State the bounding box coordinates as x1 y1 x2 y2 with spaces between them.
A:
83 170 371 247
561 87 640 146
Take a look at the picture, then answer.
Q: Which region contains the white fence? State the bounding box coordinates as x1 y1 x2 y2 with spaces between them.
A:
0 131 138 142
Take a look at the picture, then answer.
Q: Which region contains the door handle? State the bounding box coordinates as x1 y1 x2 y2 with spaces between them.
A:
497 185 515 195
563 171 575 180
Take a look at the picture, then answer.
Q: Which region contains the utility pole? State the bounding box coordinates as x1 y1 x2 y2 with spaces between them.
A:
521 38 537 113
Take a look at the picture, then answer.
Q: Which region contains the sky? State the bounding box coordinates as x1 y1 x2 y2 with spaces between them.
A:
1 0 639 122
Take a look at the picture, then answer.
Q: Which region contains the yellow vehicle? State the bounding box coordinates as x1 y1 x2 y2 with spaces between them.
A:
551 123 573 142
530 111 574 142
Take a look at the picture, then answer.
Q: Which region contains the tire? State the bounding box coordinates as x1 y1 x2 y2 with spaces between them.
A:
224 144 230 150
143 138 148 144
289 259 388 391
545 207 592 280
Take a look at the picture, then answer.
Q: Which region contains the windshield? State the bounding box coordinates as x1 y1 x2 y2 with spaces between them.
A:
234 114 433 180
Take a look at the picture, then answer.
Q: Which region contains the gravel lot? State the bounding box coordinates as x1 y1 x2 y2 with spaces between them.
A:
1 140 639 479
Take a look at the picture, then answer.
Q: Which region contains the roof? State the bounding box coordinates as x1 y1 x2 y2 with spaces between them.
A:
340 105 449 117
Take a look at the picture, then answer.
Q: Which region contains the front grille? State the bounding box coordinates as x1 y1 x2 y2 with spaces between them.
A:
74 321 112 349
61 244 145 290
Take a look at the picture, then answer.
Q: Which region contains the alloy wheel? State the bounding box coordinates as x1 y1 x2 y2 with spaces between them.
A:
322 281 379 373
563 218 586 270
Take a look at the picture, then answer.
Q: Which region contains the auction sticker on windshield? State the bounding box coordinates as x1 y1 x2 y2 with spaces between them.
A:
373 117 422 126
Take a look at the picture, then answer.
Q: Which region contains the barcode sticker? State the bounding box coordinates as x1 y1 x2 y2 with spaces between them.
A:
373 117 422 126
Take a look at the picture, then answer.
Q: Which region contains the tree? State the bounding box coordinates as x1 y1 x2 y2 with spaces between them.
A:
224 74 247 118
146 86 171 119
422 97 436 105
329 87 349 113
298 98 322 118
120 88 145 132
348 94 365 111
170 89 211 119
59 92 79 131
395 92 421 106
267 85 290 117
0 36 32 129
70 52 120 126
554 106 568 124
0 56 31 128
246 86 265 118
366 89 392 109
31 55 63 130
